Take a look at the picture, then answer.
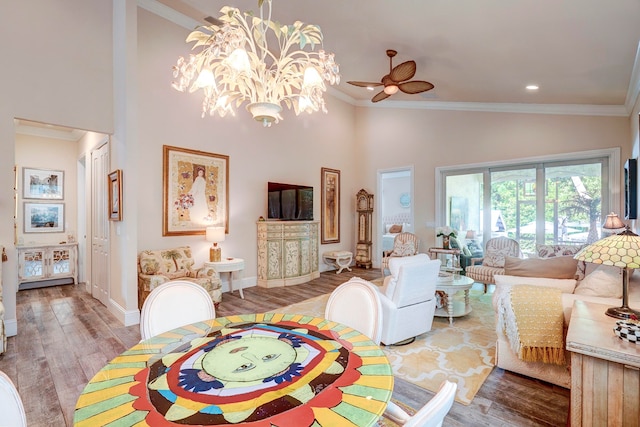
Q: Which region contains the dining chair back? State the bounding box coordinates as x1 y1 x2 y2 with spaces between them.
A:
324 277 383 345
0 370 27 427
140 280 216 340
383 380 457 427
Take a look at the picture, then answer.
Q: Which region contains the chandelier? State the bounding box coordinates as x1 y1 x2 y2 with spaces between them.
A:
171 0 340 127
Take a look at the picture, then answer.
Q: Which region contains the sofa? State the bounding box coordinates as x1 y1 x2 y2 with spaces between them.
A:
137 246 222 310
491 246 640 388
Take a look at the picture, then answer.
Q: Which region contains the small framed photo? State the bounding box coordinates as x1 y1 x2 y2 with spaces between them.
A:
24 202 65 233
108 169 123 221
22 167 64 199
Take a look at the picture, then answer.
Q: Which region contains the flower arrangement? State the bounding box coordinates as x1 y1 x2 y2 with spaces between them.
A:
175 193 195 210
436 226 457 238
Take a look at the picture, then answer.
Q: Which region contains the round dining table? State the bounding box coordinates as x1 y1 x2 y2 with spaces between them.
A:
74 313 394 427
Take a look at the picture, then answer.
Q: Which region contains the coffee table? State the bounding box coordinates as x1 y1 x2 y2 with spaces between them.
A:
434 275 474 325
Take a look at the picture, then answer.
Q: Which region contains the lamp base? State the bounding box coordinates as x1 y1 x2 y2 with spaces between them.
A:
210 247 221 262
605 306 640 320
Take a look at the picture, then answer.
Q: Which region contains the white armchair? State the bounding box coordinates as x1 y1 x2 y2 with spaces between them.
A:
378 253 441 345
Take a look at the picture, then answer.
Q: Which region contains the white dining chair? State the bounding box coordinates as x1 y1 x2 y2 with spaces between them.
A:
324 277 383 345
140 280 216 340
383 380 457 427
0 370 27 427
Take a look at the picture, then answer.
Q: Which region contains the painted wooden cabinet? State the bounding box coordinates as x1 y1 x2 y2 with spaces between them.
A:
257 221 319 288
17 243 78 289
567 300 640 426
0 245 5 354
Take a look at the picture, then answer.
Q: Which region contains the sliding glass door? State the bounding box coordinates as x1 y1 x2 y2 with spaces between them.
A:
443 155 609 255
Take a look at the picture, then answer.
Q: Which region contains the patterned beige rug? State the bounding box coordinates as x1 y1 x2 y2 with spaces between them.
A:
275 281 496 406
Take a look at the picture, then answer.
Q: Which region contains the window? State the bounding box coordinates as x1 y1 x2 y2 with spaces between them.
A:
437 149 619 256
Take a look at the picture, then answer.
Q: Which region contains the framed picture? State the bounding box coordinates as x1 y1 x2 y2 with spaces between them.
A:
22 167 64 199
625 158 637 220
321 167 340 244
163 145 229 236
108 169 123 221
24 202 64 233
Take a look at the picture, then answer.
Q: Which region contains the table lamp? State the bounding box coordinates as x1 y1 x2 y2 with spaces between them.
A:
574 217 640 319
206 226 225 262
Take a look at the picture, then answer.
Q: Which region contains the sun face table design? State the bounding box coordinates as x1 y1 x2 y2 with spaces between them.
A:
74 313 393 427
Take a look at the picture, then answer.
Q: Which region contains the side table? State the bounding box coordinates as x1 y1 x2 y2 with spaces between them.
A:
566 300 640 426
204 258 245 299
434 275 474 325
428 247 461 271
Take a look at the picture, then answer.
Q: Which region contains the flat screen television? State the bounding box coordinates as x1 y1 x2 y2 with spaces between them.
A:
268 182 313 220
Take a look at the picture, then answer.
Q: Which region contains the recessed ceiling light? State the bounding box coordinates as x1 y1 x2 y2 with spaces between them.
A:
526 85 539 91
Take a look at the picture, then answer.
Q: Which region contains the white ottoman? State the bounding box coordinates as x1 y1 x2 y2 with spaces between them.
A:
323 251 353 274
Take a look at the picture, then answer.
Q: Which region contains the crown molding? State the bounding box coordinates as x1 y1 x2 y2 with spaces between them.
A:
138 0 201 30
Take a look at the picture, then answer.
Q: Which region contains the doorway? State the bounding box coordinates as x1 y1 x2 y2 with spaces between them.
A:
14 118 110 304
377 166 414 268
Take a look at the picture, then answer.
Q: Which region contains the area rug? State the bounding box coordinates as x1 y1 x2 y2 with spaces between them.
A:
274 282 496 405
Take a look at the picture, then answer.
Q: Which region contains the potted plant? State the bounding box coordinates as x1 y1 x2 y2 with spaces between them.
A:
436 226 457 249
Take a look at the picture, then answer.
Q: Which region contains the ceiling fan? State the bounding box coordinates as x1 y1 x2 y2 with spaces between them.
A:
347 50 434 102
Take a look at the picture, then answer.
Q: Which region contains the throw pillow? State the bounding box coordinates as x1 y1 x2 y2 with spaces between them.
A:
482 247 513 268
503 255 578 280
389 224 402 233
494 274 577 294
574 265 622 298
393 242 415 256
536 244 586 280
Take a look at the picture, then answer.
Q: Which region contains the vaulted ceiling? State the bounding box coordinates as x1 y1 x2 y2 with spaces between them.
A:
149 0 640 115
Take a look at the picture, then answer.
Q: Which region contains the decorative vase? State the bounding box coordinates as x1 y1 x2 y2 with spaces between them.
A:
442 235 450 249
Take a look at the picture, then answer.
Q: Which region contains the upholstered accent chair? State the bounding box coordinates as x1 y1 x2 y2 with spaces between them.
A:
137 246 222 309
140 280 216 340
325 277 383 345
465 237 521 293
377 253 441 345
381 232 419 275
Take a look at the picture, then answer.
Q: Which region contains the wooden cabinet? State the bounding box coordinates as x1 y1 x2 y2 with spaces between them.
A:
567 300 640 427
257 221 319 288
17 243 78 289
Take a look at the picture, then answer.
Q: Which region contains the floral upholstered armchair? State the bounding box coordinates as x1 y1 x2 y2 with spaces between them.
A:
137 246 222 310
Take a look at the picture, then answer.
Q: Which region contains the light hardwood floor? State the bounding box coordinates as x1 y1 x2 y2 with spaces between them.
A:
0 267 569 426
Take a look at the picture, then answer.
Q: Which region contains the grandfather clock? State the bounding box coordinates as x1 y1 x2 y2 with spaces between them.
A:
355 189 374 268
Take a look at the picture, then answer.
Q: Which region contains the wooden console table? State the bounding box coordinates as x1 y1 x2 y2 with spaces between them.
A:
566 300 640 426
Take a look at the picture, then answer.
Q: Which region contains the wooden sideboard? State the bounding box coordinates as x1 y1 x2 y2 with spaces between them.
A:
566 300 640 426
17 243 78 290
257 221 319 288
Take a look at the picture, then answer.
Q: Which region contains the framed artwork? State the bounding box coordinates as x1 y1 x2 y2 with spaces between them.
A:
163 145 229 236
321 167 340 244
108 169 123 221
22 167 64 199
24 202 64 233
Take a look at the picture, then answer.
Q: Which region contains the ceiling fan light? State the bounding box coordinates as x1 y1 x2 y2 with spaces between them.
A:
384 84 399 95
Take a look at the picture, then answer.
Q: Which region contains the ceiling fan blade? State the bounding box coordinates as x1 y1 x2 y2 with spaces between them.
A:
389 60 416 82
398 80 435 94
348 81 383 88
204 16 224 26
371 91 391 103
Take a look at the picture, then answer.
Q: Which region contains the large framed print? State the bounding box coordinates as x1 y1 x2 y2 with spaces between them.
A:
108 169 123 221
163 145 229 236
321 167 340 244
24 202 65 233
22 167 64 199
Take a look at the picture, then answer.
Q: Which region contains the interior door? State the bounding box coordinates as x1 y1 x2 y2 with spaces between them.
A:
91 141 109 305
